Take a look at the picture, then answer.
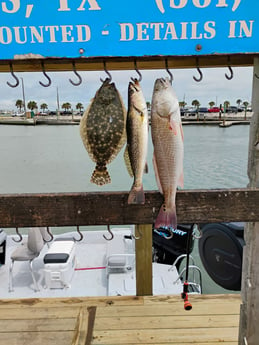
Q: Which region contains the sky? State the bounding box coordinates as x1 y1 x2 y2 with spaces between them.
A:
0 66 253 112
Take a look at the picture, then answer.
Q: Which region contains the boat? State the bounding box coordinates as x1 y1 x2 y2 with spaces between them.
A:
219 120 233 127
0 225 202 300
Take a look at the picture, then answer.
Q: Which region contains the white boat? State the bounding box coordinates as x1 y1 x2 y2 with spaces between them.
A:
0 226 202 299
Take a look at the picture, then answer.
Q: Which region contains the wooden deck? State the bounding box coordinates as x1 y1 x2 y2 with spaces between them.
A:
0 294 240 345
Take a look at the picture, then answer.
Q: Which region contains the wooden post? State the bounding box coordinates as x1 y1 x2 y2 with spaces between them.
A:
239 57 259 345
135 224 153 296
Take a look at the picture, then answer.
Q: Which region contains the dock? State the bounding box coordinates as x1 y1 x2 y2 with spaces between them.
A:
0 294 240 345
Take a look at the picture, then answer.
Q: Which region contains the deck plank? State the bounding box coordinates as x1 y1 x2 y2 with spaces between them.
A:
0 294 240 345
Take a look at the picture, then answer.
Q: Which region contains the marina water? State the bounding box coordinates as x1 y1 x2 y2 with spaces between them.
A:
0 124 250 293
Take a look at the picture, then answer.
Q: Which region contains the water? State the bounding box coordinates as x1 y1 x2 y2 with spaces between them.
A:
0 124 249 193
0 124 250 293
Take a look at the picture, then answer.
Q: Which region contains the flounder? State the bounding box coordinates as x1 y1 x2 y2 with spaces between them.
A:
80 78 127 185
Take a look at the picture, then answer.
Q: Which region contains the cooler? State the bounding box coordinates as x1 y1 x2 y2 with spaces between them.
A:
43 240 76 289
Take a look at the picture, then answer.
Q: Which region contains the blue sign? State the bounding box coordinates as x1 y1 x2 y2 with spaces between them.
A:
0 0 257 60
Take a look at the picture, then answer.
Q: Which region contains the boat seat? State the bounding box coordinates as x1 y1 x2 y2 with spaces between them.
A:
9 227 44 292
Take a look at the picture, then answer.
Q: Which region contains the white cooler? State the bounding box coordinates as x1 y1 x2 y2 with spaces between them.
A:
43 240 76 289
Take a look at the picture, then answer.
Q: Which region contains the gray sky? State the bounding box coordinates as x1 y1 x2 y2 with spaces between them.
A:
0 66 253 112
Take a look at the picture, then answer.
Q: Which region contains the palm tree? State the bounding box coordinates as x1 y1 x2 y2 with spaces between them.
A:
191 99 200 109
76 102 84 113
243 101 249 120
223 101 230 112
236 99 242 107
208 101 215 108
62 102 72 112
179 101 187 108
40 103 48 113
27 101 37 111
15 99 24 112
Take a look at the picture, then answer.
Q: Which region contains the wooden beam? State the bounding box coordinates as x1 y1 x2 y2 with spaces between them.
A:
0 53 257 73
135 224 153 296
239 58 259 345
0 188 258 228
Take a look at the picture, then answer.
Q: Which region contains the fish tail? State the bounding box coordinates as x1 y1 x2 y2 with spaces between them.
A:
91 165 111 186
154 204 177 229
128 184 145 204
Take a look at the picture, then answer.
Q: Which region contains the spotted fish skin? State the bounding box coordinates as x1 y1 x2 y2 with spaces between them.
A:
80 78 126 186
124 79 149 204
151 78 184 229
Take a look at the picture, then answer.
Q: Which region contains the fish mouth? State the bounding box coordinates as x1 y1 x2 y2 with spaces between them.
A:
128 80 140 93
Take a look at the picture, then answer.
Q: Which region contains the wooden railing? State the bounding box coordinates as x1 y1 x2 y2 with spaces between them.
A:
0 188 258 227
1 188 258 297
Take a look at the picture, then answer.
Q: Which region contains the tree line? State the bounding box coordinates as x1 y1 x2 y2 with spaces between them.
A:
179 98 250 109
15 100 84 113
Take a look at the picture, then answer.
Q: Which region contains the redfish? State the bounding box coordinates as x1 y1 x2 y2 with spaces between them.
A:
80 78 126 186
151 78 184 228
124 78 149 204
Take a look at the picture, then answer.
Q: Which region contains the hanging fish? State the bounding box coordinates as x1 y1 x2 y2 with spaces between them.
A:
151 77 184 229
80 78 126 185
124 78 149 204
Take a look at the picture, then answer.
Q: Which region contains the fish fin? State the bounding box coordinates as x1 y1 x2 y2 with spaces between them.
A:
144 162 148 174
180 123 184 141
123 145 134 177
168 116 178 135
128 184 145 204
91 165 111 186
155 204 177 229
152 154 163 194
178 171 184 189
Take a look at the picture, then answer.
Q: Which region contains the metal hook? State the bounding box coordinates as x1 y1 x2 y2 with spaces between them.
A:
255 73 259 79
39 62 51 87
12 227 23 243
73 225 84 242
131 227 142 240
164 228 174 240
193 59 203 82
100 61 112 83
165 59 173 84
7 63 19 88
225 65 233 80
69 61 82 86
132 60 142 82
103 225 114 241
192 224 202 240
45 227 54 242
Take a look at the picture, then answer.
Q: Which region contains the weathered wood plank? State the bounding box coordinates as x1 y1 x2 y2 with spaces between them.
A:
0 318 76 332
94 314 239 330
135 224 152 296
0 331 74 345
0 188 258 227
92 327 239 344
0 295 143 308
94 343 237 345
0 307 80 319
0 54 256 73
239 57 259 345
96 303 240 317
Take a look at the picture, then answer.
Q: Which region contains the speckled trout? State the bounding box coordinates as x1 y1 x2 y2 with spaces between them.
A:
80 78 126 185
151 78 184 228
124 78 148 204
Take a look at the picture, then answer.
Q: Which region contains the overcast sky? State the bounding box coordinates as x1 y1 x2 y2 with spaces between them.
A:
0 66 253 112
